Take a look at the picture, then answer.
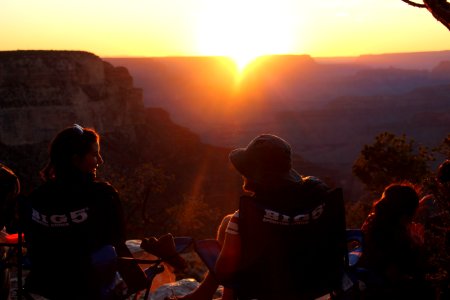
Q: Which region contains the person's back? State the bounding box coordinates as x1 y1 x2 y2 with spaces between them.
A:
26 179 123 298
237 179 344 299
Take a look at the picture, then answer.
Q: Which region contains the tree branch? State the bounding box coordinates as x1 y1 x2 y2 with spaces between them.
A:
402 0 450 31
424 0 450 30
401 0 426 8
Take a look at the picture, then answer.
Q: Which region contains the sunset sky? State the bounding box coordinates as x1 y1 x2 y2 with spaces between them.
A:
2 0 450 67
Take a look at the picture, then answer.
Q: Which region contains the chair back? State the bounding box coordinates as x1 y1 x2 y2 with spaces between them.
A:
237 188 347 300
194 239 221 273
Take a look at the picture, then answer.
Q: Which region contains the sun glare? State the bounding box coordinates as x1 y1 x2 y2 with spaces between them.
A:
195 1 295 72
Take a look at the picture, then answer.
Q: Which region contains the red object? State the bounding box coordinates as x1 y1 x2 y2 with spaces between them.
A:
5 233 23 244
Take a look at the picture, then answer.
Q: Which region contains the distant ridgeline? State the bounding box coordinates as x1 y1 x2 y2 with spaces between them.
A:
102 53 450 210
105 52 450 179
0 50 242 238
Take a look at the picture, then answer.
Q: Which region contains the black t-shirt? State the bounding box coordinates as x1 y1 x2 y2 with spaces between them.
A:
24 178 125 298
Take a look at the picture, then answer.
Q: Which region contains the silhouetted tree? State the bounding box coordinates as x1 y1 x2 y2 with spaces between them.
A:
353 132 434 194
402 0 450 30
102 163 174 237
435 134 450 158
165 194 223 238
345 197 373 228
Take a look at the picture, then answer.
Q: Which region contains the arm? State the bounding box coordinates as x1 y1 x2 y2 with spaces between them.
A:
97 183 127 251
214 231 241 284
105 191 131 258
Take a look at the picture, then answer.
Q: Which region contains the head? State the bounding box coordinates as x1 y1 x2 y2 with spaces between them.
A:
373 183 419 225
41 124 103 181
229 134 300 193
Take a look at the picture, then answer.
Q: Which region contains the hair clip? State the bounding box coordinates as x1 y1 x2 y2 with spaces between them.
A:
73 124 84 134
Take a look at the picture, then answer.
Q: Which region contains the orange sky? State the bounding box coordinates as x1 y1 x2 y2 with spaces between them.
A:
2 0 450 68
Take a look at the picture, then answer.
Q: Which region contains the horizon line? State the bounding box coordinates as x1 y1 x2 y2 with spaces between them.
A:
100 49 450 59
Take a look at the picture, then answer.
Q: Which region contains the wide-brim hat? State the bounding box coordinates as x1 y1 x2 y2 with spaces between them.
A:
229 134 301 184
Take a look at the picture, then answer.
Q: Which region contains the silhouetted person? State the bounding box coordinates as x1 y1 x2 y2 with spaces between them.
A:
214 134 345 300
0 164 20 299
359 183 432 299
416 160 450 298
24 124 130 299
438 160 450 250
418 160 450 226
0 164 20 232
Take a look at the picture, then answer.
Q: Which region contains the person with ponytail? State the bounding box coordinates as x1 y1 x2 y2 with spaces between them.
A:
359 183 433 299
24 124 130 299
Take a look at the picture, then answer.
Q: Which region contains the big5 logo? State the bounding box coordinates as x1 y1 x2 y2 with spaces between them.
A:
32 208 89 227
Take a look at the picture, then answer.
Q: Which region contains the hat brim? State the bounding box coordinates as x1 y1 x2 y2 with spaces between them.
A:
229 148 301 183
229 148 251 178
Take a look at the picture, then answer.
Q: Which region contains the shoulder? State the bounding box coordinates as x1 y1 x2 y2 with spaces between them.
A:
88 181 121 209
300 176 329 191
361 213 377 236
225 210 240 235
91 181 119 196
416 194 435 220
298 176 330 199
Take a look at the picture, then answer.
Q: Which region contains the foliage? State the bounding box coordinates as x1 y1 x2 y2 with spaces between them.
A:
165 194 223 239
434 134 450 159
102 163 174 238
345 195 373 229
353 132 434 194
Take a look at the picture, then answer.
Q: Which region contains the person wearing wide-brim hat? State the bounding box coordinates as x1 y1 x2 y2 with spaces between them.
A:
227 134 328 197
214 134 332 300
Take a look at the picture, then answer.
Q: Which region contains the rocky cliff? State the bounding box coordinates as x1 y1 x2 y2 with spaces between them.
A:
0 50 144 145
0 50 242 238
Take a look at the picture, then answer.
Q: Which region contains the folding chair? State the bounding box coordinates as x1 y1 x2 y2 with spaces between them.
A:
346 229 364 268
118 235 193 300
193 188 348 300
21 235 192 300
193 239 221 274
0 230 24 300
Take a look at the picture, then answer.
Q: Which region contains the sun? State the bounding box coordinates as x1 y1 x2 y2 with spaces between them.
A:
195 1 295 72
